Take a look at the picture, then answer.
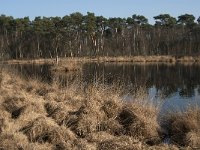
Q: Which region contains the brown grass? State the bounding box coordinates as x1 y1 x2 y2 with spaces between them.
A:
4 55 200 65
51 61 82 72
159 107 200 148
0 69 199 149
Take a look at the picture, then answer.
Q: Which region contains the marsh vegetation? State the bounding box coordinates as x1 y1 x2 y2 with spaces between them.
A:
0 63 200 150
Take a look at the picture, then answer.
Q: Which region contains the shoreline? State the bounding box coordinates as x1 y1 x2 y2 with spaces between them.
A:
3 55 200 64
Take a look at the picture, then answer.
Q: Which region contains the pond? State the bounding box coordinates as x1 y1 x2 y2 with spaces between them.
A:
9 62 200 112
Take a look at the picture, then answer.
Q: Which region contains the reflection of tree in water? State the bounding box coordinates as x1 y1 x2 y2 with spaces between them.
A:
10 64 52 83
10 64 82 88
179 87 195 98
198 87 200 95
9 63 200 99
83 63 200 98
51 71 82 87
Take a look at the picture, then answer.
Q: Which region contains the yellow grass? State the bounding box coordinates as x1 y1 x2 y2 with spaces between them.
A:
50 61 82 72
4 55 200 65
159 107 200 148
0 68 199 149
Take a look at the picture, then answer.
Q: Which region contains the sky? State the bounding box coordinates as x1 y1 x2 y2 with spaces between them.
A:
0 0 200 24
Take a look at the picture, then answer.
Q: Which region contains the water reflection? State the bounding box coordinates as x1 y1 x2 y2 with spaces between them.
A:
9 63 52 83
9 63 82 86
83 63 200 99
9 62 200 108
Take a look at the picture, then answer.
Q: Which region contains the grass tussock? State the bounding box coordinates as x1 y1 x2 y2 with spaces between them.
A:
0 69 199 149
159 107 200 148
20 117 76 147
51 62 82 73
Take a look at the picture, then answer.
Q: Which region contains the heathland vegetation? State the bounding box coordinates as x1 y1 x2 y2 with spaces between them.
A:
0 13 200 60
0 68 200 149
1 11 200 150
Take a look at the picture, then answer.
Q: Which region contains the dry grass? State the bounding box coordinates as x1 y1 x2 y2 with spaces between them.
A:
96 56 176 63
51 62 82 73
4 56 200 65
0 69 199 149
177 56 196 62
159 107 200 148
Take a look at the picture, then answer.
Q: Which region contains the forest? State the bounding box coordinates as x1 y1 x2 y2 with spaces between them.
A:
0 12 200 59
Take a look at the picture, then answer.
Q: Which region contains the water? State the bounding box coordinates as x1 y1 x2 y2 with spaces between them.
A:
9 62 200 111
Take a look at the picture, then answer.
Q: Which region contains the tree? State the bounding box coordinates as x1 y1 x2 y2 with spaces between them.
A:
0 15 15 58
32 17 45 58
85 12 96 34
197 17 200 24
65 12 84 57
70 12 83 30
132 14 148 25
108 17 123 33
12 17 31 58
96 16 108 55
177 14 195 27
154 14 176 27
96 16 107 33
0 12 200 59
84 12 97 56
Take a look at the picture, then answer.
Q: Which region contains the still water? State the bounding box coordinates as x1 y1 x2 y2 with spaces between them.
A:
10 62 200 112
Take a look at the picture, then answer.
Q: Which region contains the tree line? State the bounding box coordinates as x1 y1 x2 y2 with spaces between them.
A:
0 12 200 59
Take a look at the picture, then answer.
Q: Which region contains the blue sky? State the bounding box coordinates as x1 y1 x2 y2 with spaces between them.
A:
0 0 200 24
